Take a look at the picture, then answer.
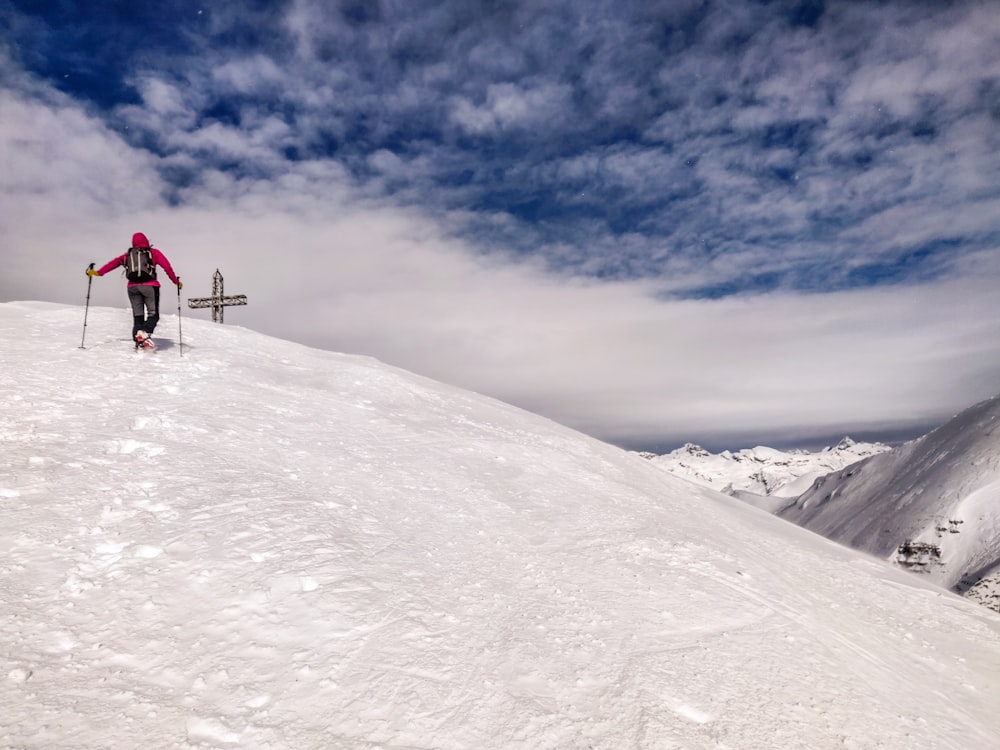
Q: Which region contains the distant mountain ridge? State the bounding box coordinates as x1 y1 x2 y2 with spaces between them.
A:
645 395 1000 613
641 437 891 507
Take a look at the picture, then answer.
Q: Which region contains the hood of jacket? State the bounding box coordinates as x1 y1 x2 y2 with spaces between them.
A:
132 232 151 248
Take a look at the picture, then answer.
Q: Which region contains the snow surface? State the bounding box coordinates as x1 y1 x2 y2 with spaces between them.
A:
779 394 1000 603
3 301 1000 750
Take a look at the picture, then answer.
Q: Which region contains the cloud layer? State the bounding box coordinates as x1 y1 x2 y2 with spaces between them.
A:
2 0 999 450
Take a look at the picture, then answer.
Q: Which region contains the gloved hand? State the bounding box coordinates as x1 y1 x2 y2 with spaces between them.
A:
177 279 183 290
86 268 99 277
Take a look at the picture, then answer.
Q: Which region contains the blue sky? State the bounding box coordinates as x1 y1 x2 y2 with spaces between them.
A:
2 0 999 451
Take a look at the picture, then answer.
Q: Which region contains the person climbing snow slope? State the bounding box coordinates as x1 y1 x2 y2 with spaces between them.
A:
88 232 182 349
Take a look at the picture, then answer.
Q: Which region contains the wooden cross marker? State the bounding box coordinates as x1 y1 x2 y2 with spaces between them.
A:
187 269 247 323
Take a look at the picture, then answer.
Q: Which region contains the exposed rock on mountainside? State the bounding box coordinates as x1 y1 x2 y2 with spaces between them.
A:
779 394 1000 610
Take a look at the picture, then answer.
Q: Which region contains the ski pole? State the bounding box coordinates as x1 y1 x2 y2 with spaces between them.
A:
177 278 183 356
80 263 95 349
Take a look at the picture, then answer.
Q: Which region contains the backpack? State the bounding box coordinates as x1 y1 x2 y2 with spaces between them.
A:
125 247 155 283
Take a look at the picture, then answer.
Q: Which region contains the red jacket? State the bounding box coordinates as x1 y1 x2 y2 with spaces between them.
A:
97 232 179 287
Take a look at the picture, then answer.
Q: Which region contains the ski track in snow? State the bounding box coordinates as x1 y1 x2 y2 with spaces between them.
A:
2 302 1000 749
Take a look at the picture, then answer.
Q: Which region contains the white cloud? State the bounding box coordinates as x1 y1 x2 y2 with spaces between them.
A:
450 81 573 134
170 115 293 163
0 81 163 219
3 4 1000 450
212 55 286 94
136 77 194 119
3 74 998 451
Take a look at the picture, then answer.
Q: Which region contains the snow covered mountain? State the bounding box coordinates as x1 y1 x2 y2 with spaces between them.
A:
779 393 1000 612
642 438 890 509
3 301 1000 749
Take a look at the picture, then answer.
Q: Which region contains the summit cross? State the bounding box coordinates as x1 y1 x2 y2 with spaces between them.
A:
187 269 247 323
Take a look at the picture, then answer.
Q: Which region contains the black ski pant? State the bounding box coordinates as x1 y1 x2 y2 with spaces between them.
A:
128 284 160 339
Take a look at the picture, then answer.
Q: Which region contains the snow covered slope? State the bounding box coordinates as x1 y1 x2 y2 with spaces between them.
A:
779 394 1000 607
644 438 890 502
3 301 1000 750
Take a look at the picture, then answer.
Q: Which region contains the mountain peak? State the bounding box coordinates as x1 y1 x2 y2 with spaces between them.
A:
681 442 710 456
647 439 892 500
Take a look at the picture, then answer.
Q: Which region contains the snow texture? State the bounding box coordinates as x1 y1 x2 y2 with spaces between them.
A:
3 301 1000 749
